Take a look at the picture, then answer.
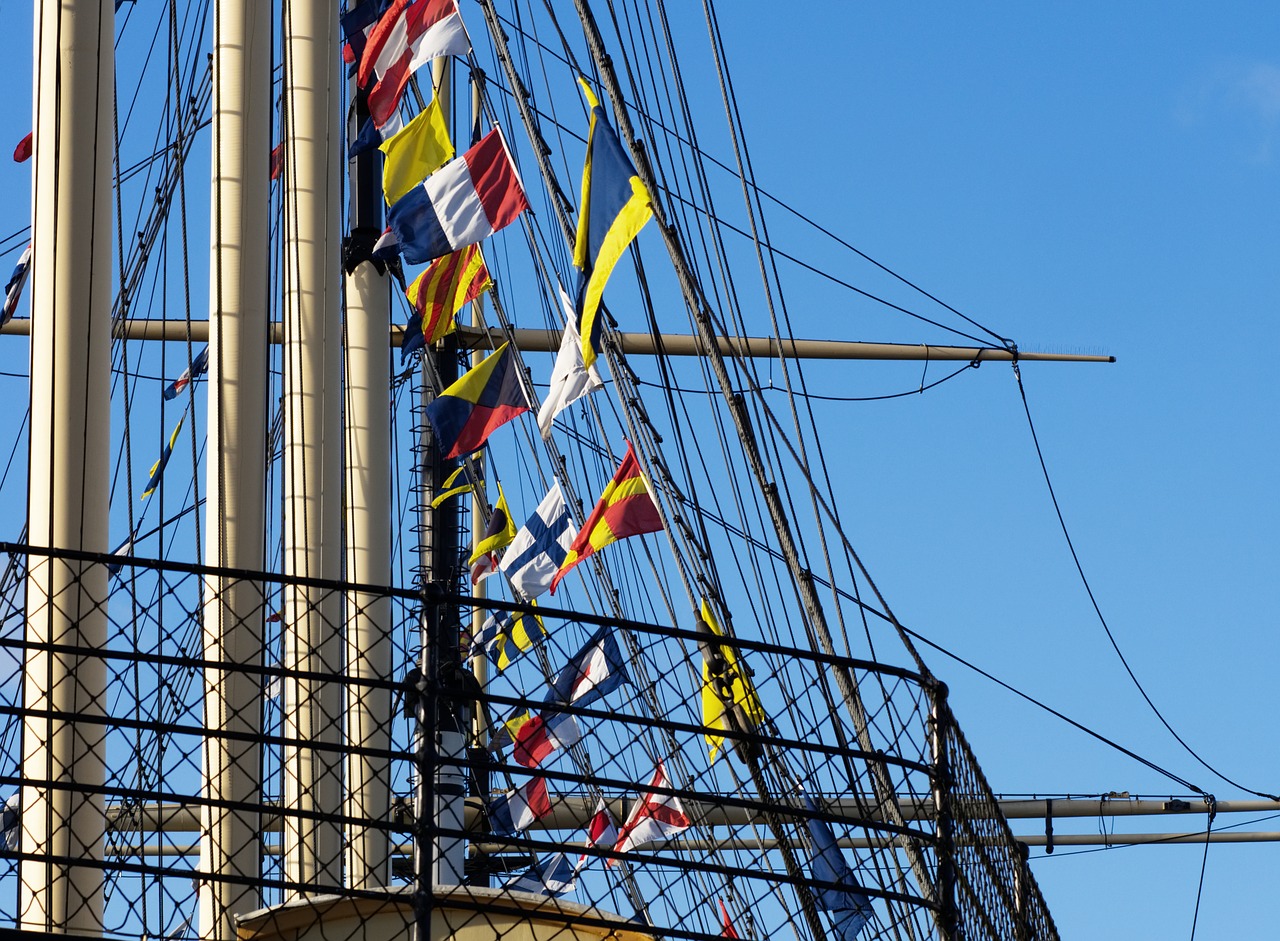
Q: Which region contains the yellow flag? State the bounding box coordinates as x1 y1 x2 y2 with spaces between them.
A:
380 97 454 204
468 485 517 566
698 598 766 763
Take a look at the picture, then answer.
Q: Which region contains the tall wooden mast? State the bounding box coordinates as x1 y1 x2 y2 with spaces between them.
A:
200 0 273 936
21 0 114 932
342 0 395 892
281 0 345 895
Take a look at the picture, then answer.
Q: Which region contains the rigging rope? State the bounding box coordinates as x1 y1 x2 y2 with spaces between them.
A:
1012 361 1277 801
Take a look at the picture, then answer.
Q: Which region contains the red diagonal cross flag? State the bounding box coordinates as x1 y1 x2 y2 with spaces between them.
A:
613 761 691 857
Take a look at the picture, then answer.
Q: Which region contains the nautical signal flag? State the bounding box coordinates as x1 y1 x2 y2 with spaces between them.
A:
550 442 662 594
1 243 32 326
430 459 481 508
469 486 517 585
141 416 185 499
536 283 603 438
572 79 653 369
578 798 618 869
162 346 210 400
802 793 874 940
107 531 136 580
470 606 546 672
503 853 577 898
387 127 528 265
12 132 32 163
718 900 741 939
425 341 529 460
357 0 469 130
698 598 766 763
487 774 551 836
0 794 17 852
380 95 453 205
546 625 628 708
402 243 491 363
340 0 392 71
500 481 579 599
614 761 690 856
509 709 581 768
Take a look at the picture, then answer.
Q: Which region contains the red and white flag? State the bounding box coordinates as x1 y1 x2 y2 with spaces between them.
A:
359 0 470 128
614 761 691 856
488 774 552 836
511 710 581 768
578 798 618 869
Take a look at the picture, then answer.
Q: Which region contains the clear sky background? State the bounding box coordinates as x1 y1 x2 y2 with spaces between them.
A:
0 1 1275 939
701 3 1279 938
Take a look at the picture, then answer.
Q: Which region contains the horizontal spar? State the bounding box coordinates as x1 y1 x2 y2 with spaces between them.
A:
580 830 1280 852
99 795 1274 832
97 829 1280 858
0 318 1115 363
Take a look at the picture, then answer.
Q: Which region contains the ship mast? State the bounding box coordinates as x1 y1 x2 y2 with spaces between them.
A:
200 0 273 937
342 0 396 894
21 0 114 932
281 0 345 896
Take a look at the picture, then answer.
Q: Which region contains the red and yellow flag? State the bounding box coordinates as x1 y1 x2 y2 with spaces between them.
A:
404 243 492 347
550 441 662 593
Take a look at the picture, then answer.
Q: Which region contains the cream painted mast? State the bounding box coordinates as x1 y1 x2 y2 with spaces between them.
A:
199 0 273 937
21 0 114 933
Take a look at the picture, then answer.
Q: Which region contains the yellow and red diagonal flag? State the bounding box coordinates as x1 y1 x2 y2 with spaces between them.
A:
404 243 492 352
550 441 661 593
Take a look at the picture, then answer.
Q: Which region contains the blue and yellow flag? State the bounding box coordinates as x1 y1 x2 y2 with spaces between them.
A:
425 341 529 460
470 606 546 671
573 79 653 369
468 484 517 567
141 416 185 499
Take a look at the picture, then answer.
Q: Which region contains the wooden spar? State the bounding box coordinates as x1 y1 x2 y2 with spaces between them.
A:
93 827 1280 858
91 794 1280 833
0 318 1115 363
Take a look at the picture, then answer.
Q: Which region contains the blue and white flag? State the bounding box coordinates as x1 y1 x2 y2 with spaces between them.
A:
107 531 136 580
503 852 577 898
546 625 628 708
487 775 551 836
162 346 209 400
1 243 31 326
802 793 874 940
500 481 578 599
1 793 18 851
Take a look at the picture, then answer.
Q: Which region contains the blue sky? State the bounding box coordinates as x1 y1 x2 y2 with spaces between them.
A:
0 1 1276 938
707 3 1279 937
